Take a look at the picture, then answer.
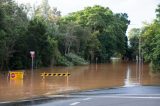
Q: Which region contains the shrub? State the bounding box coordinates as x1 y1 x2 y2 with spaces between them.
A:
57 56 73 66
150 61 160 73
65 53 88 65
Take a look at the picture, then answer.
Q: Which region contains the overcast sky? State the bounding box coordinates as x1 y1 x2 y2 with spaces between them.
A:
15 0 160 32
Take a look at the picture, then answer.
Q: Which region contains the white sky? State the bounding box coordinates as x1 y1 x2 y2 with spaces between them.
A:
15 0 160 32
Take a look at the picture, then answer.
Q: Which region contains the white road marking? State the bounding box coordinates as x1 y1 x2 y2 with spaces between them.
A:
114 94 160 96
64 95 160 99
0 101 14 104
82 98 92 101
0 99 30 104
46 94 66 98
96 96 160 99
70 102 80 106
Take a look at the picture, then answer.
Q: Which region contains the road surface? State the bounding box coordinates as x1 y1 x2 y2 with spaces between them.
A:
1 86 160 106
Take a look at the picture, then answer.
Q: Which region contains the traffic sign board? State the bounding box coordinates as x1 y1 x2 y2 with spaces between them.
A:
30 51 35 58
9 71 24 80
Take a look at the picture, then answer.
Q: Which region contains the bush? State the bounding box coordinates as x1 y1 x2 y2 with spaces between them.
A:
65 53 88 65
57 56 73 66
150 61 160 73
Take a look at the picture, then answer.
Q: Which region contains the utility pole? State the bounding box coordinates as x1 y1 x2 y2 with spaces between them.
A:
138 35 142 84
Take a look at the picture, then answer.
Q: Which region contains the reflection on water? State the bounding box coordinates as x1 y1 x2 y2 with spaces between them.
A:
124 60 142 87
124 65 140 87
0 62 160 102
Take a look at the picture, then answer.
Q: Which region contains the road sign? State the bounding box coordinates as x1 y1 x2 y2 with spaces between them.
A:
30 51 35 58
9 71 24 80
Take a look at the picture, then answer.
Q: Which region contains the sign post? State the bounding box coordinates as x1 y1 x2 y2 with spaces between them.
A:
30 51 35 71
30 51 35 103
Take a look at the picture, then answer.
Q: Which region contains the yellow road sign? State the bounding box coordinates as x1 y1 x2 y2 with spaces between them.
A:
9 71 24 80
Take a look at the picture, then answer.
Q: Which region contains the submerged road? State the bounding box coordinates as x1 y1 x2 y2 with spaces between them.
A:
1 86 160 106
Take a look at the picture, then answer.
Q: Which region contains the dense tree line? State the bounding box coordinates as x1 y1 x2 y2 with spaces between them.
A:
128 4 160 73
0 0 130 70
128 28 141 61
61 6 130 62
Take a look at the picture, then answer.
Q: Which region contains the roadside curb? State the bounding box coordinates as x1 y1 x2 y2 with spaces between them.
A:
1 85 160 106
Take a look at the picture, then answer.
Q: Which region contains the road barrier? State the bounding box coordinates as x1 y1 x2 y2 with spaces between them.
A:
41 72 70 79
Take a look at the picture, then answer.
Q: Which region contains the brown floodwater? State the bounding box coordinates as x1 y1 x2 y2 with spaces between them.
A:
0 62 160 102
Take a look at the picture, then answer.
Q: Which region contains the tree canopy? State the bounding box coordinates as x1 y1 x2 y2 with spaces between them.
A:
129 4 160 73
60 5 130 62
0 0 130 70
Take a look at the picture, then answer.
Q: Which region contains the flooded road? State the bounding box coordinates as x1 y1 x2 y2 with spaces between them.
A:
0 62 160 102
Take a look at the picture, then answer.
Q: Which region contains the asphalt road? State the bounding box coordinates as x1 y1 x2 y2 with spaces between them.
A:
1 86 160 106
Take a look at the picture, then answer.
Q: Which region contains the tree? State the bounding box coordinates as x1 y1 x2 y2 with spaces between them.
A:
112 13 130 56
141 21 160 72
85 31 101 62
128 28 141 60
63 5 113 32
140 4 160 72
26 18 51 67
156 4 160 20
33 0 62 66
61 5 129 62
0 2 131 69
0 0 28 70
58 22 89 55
35 0 61 22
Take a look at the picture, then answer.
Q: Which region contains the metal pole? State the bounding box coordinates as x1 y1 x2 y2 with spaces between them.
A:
96 57 97 71
30 51 35 103
138 36 141 84
139 36 141 63
32 57 34 71
136 56 138 81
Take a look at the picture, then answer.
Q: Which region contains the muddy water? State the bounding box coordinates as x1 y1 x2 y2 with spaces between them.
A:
0 62 160 102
